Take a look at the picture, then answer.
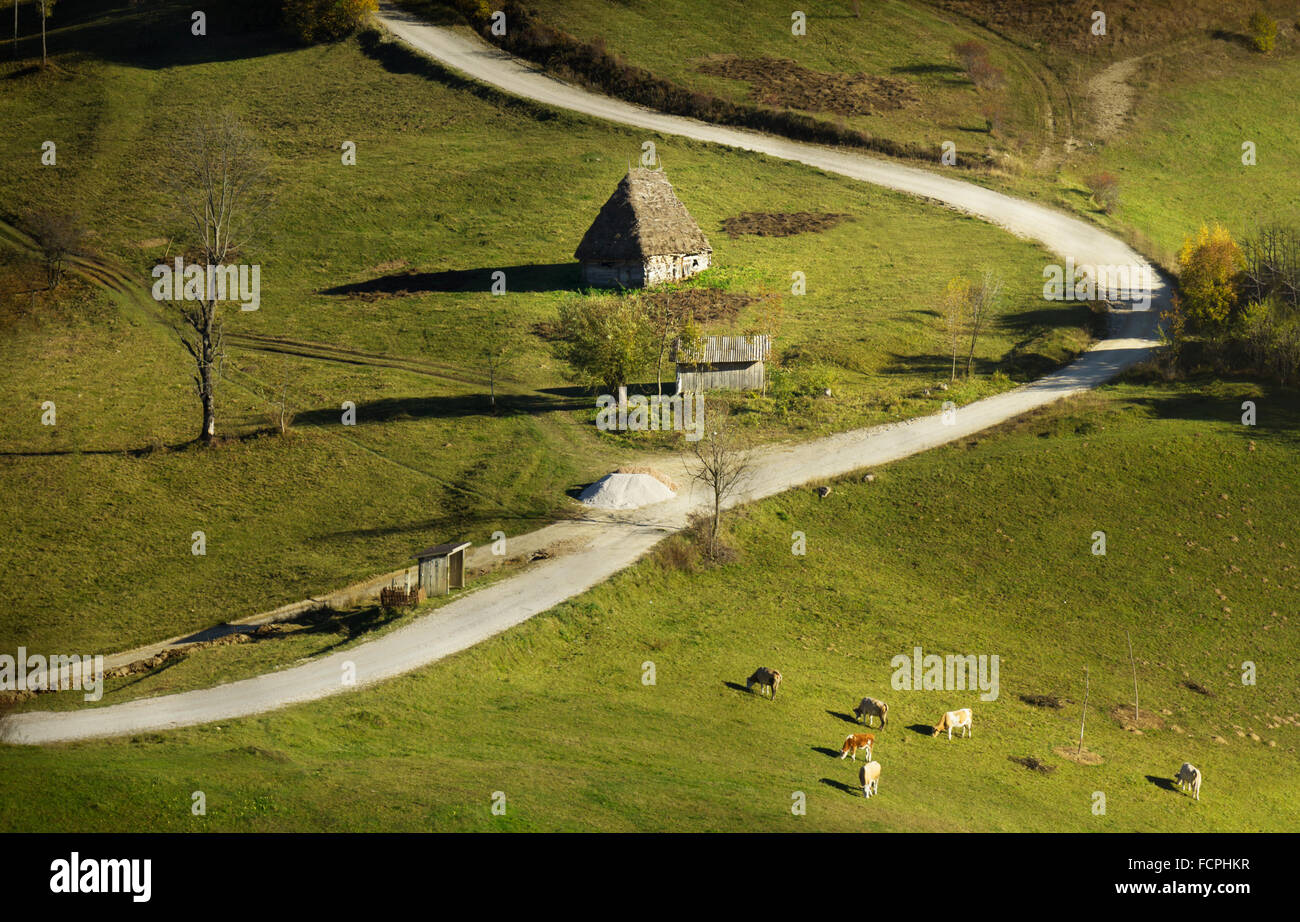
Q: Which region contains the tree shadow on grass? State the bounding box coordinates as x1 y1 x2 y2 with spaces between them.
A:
292 389 589 427
1209 29 1257 52
321 263 582 297
13 1 290 71
820 778 861 797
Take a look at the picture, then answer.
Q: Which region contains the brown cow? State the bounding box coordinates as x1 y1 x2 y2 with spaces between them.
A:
839 733 875 761
746 667 782 699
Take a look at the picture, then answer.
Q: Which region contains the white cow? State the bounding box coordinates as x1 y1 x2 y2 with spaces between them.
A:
859 760 882 798
932 707 972 740
1175 762 1202 801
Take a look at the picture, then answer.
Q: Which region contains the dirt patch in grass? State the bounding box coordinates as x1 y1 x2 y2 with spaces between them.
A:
1010 755 1057 775
644 288 765 325
1112 704 1165 732
720 212 853 238
695 55 915 116
1054 744 1104 765
1183 680 1213 696
1021 693 1065 709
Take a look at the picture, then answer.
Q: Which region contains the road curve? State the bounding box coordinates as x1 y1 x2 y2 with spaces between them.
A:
0 9 1164 745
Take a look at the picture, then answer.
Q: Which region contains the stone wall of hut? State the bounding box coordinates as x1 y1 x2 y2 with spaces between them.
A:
581 251 710 289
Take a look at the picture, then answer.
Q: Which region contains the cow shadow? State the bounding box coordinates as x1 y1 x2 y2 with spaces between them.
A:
826 710 860 725
1146 775 1178 793
812 746 841 759
723 681 752 695
820 778 861 798
906 723 936 737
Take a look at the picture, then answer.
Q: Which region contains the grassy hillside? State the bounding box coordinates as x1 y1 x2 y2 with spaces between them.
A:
2 377 1296 831
486 0 1300 268
462 0 1059 162
0 2 1089 654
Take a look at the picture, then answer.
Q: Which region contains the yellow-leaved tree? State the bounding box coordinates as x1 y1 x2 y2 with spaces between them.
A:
1177 224 1245 331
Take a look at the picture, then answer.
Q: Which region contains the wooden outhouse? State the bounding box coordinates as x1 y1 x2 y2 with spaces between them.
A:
414 541 471 597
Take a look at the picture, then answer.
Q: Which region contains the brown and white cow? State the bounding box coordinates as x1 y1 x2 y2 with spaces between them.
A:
746 667 782 700
858 760 882 798
1175 762 1202 801
932 707 973 740
852 697 889 728
839 733 875 761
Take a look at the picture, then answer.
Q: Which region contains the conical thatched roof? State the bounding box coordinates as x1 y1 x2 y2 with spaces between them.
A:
574 169 712 261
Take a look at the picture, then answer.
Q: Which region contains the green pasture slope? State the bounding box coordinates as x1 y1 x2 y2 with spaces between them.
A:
0 2 1086 655
500 0 1300 267
0 380 1296 831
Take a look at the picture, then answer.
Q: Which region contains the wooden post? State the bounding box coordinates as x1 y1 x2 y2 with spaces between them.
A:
1126 630 1139 721
1077 665 1090 757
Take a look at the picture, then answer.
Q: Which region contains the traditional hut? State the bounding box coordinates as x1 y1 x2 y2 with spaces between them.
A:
574 168 712 288
673 334 772 393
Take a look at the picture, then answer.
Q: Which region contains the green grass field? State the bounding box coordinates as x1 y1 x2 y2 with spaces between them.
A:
2 1 1298 835
0 2 1088 655
2 378 1296 831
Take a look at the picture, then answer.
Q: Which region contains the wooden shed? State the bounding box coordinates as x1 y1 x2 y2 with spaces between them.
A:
574 168 712 288
673 334 772 393
414 541 471 597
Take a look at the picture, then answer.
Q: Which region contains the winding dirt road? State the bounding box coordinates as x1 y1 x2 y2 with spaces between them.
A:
0 9 1165 745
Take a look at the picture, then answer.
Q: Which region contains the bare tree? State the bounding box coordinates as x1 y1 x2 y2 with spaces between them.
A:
688 401 753 557
965 270 1002 378
479 303 521 411
24 208 85 289
644 294 680 397
37 0 50 66
266 355 294 435
171 112 270 445
939 277 969 383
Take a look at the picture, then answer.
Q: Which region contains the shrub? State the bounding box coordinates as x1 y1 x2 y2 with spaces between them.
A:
1237 297 1300 384
1085 172 1120 214
1177 224 1245 331
1248 10 1277 53
282 0 378 44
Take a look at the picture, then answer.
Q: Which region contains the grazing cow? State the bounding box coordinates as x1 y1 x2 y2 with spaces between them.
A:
858 760 882 798
853 696 889 728
839 733 875 761
746 667 782 700
932 707 973 740
1175 762 1202 801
